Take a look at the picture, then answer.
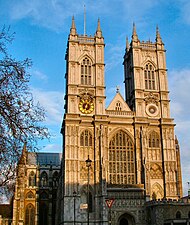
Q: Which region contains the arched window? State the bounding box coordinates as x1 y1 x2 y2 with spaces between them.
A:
80 130 92 147
109 130 135 185
53 171 59 187
81 187 93 213
144 63 156 90
25 204 35 225
29 171 36 187
26 191 35 199
40 171 48 187
81 57 92 85
115 101 122 111
149 131 160 148
176 211 181 219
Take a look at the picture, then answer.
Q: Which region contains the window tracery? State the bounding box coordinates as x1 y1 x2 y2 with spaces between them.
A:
109 130 135 185
40 171 48 187
81 57 92 85
115 101 122 111
80 130 92 147
53 171 59 187
25 204 35 225
149 131 160 148
144 63 156 90
26 191 35 199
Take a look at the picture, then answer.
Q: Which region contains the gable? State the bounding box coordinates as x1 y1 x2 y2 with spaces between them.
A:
106 92 131 111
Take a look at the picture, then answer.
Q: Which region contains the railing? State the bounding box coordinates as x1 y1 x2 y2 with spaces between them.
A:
106 110 134 116
78 36 94 43
140 42 156 49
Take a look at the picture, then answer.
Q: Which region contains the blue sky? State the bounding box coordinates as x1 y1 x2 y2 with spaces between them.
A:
0 0 190 195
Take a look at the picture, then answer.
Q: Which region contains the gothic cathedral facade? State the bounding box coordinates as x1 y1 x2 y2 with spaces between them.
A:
56 17 183 225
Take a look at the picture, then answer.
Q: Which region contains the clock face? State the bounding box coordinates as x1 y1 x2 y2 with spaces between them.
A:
79 98 94 114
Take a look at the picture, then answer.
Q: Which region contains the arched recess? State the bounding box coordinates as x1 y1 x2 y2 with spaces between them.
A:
53 171 59 187
79 129 94 180
151 182 164 200
148 130 161 161
118 212 136 225
25 203 35 225
108 129 135 185
80 185 94 213
29 171 36 187
26 191 35 199
40 171 48 187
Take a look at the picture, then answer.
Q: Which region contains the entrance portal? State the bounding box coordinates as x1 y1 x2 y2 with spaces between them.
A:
120 218 129 225
118 213 135 225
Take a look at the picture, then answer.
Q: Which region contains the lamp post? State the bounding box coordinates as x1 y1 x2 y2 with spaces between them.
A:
73 190 77 225
85 155 92 225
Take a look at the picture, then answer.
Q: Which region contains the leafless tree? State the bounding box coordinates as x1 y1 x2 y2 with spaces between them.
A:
0 27 49 197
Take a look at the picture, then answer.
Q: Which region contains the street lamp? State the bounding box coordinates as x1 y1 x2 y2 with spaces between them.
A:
73 190 77 225
85 155 92 225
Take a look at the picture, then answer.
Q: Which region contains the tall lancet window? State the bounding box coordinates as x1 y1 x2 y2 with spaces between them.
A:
81 57 92 85
144 63 156 90
109 130 135 185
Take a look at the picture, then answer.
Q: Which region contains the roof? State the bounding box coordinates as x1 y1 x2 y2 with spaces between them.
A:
27 152 62 166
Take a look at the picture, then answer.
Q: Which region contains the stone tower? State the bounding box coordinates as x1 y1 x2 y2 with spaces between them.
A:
60 17 107 225
123 24 183 199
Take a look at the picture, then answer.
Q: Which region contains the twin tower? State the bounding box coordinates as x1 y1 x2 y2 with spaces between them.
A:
57 17 183 225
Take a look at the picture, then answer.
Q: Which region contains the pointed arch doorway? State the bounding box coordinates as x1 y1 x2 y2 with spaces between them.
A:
118 213 135 225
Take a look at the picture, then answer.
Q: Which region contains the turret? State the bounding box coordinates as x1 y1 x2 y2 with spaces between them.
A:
95 18 102 38
70 16 77 36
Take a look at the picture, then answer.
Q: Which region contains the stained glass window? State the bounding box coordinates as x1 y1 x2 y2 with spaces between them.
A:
109 131 135 184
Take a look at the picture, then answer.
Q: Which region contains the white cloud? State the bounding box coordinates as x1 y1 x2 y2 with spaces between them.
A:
168 68 190 196
31 88 64 125
32 69 48 81
2 0 167 31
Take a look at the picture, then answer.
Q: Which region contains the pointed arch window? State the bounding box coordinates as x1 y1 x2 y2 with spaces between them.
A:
144 63 156 90
149 131 160 148
40 171 48 187
29 171 36 187
25 204 35 225
81 57 92 85
53 171 59 187
80 130 92 147
26 191 35 199
109 130 135 185
176 211 181 219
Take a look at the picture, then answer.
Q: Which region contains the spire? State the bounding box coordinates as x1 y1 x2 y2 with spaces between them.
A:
84 5 86 35
156 25 162 43
96 18 102 37
19 142 27 165
70 16 77 35
126 36 130 52
132 22 138 42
